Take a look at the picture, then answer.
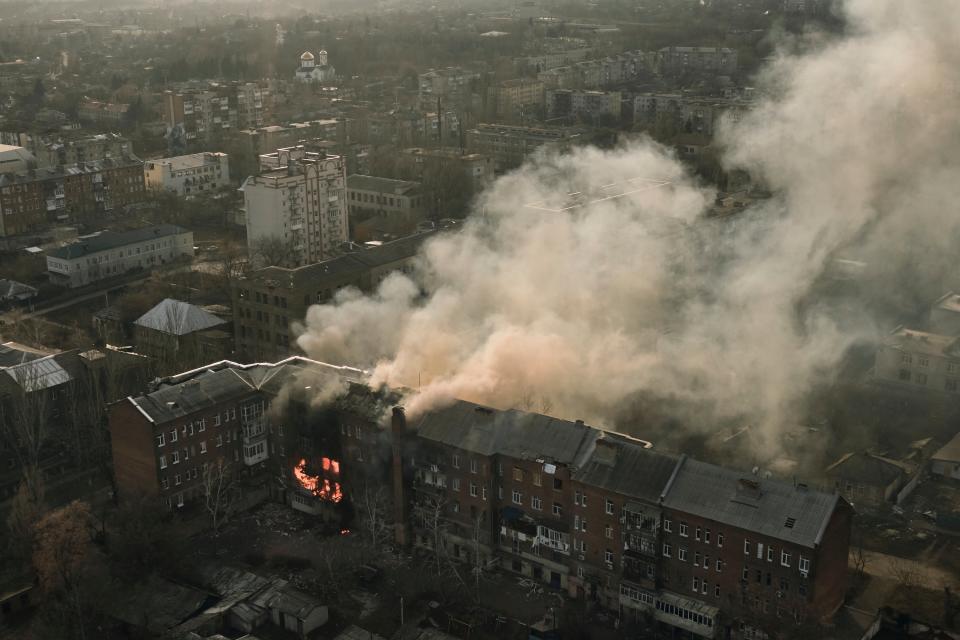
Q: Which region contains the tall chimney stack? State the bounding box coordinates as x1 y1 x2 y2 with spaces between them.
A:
391 406 410 547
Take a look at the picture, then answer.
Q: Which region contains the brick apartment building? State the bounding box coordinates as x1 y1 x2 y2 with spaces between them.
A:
0 155 146 237
109 361 851 640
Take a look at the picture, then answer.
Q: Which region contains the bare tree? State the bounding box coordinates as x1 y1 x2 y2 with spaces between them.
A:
250 234 296 268
413 492 449 576
202 458 237 535
352 481 392 552
0 363 54 502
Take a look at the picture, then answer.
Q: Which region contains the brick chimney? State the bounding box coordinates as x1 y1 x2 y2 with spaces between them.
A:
391 406 410 547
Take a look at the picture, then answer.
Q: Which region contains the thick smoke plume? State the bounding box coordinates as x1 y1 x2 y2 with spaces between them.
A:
297 0 960 452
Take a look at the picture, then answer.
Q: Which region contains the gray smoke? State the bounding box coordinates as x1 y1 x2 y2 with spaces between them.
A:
296 0 960 453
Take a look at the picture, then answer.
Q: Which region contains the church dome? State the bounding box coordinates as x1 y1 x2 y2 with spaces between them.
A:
300 51 315 61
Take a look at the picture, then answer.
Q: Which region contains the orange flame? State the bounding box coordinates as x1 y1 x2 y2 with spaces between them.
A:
293 458 343 503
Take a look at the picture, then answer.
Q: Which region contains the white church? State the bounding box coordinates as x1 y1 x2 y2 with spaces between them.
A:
294 50 336 83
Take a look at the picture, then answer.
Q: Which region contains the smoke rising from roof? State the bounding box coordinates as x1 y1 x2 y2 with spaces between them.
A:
296 0 960 452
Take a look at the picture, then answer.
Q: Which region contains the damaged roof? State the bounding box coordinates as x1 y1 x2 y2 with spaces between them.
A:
662 457 842 549
127 357 366 423
414 400 599 466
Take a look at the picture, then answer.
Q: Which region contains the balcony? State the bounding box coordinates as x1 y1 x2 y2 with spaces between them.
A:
624 532 657 558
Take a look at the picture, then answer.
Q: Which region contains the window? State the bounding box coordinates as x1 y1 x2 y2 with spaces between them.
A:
161 478 169 490
470 483 478 497
532 471 542 486
716 559 723 572
214 414 221 427
452 478 461 492
799 556 810 574
757 542 764 559
531 495 542 510
678 547 688 561
553 477 562 490
715 585 721 598
513 467 523 481
452 454 460 469
198 419 205 432
172 450 180 464
919 357 929 367
693 577 700 593
200 441 207 454
452 501 460 513
605 549 614 565
702 580 708 595
947 379 958 392
705 528 711 544
781 550 792 567
159 455 167 469
174 473 182 486
512 490 522 505
695 552 701 566
552 502 562 516
664 519 672 533
663 543 672 558
899 369 911 381
170 429 178 443
470 459 478 474
216 435 223 447
156 433 165 447
605 524 613 539
744 540 751 555
679 522 689 537
917 373 928 385
574 539 586 552
717 532 724 547
482 486 488 501
767 546 774 562
696 526 702 541
605 499 614 515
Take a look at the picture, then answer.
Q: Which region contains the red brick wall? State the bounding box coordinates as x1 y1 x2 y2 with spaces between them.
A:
109 400 161 501
810 499 852 619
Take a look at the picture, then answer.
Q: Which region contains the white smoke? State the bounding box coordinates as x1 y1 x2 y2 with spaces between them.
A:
296 0 960 452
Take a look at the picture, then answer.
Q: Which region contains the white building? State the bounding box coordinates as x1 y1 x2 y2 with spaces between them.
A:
294 50 336 84
144 152 230 197
873 327 960 394
46 224 193 288
931 432 960 481
241 147 347 267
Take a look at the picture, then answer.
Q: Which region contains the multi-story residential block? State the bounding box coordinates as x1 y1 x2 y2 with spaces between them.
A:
658 47 739 77
9 133 134 169
46 224 193 288
346 174 425 240
634 94 752 136
78 99 130 125
234 120 344 174
400 147 494 194
108 357 368 513
231 231 433 361
241 147 347 267
537 50 655 91
873 327 960 393
165 82 269 142
397 400 851 640
487 79 545 122
465 123 582 172
547 89 622 121
659 459 851 638
0 155 146 237
109 356 851 639
418 67 481 110
144 152 230 197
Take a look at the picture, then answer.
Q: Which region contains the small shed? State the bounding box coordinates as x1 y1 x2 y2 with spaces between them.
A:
268 586 328 638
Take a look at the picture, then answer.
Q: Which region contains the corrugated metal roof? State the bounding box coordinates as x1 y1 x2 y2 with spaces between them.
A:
662 458 840 548
134 298 226 336
414 400 598 466
3 355 72 391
